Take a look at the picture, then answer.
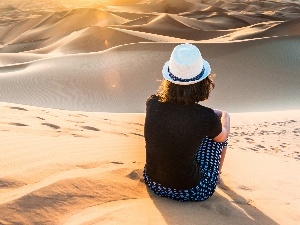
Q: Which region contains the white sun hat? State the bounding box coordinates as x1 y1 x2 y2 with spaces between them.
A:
162 43 211 85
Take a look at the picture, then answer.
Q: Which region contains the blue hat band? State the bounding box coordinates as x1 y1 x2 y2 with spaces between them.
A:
168 67 205 83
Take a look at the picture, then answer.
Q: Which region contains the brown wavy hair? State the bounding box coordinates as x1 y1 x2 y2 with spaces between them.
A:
157 74 215 105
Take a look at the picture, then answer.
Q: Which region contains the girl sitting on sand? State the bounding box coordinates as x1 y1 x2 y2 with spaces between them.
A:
143 43 230 201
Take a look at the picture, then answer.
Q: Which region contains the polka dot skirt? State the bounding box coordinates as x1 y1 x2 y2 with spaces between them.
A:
143 137 228 201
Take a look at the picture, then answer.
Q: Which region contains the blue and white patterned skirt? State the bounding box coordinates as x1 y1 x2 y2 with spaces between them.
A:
143 137 228 201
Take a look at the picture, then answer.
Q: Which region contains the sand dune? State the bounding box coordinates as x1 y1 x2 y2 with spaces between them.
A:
0 103 299 224
0 0 300 224
49 26 153 54
242 17 300 39
112 14 231 40
0 53 47 66
26 27 153 54
1 9 128 53
1 38 299 112
122 14 164 26
1 0 299 55
109 11 156 20
107 0 200 14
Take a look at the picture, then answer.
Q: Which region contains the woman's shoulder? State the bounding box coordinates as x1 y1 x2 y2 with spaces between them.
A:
193 104 218 119
146 94 159 103
194 103 214 112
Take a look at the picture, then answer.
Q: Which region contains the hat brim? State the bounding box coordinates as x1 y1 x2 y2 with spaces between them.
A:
162 59 211 85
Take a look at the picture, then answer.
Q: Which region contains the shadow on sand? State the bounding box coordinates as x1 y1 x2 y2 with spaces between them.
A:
147 182 278 225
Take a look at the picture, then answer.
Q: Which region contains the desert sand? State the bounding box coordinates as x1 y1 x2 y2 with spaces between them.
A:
0 0 299 224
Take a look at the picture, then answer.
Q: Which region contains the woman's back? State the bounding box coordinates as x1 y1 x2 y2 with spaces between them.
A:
144 95 222 189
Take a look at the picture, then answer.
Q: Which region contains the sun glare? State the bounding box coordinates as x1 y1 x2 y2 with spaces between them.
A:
66 0 136 5
45 0 111 9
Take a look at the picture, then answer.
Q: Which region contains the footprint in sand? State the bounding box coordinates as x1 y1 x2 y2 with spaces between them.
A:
256 144 265 148
292 128 299 133
10 107 27 111
238 185 253 191
127 169 143 182
69 114 88 118
130 132 143 137
71 134 87 138
41 123 60 130
77 162 106 169
82 126 100 131
244 137 254 143
9 122 28 126
111 161 124 165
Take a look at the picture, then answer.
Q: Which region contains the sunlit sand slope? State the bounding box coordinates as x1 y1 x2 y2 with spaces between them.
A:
0 104 299 224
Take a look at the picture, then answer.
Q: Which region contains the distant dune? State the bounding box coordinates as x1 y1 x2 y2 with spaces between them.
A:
0 0 299 112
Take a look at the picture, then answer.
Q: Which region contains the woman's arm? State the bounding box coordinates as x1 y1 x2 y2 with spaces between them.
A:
213 111 230 142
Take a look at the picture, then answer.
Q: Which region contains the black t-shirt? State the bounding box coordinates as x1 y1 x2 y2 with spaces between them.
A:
144 95 222 190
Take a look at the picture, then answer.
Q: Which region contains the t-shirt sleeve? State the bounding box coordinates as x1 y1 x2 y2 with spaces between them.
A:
207 111 222 139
